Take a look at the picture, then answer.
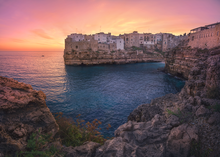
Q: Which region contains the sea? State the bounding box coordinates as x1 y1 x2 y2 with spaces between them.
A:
0 51 185 137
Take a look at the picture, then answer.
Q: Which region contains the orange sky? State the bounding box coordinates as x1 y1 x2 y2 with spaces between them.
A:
0 0 219 51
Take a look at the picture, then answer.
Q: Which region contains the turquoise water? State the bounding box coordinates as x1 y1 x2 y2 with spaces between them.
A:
0 51 185 137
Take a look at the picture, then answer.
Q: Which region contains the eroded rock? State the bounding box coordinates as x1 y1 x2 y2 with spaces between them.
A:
0 76 59 156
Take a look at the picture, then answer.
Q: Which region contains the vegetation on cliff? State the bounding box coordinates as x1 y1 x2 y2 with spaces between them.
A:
14 112 111 157
53 112 111 147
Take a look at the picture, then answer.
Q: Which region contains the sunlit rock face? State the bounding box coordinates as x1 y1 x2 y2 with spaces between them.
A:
64 50 164 65
0 76 59 156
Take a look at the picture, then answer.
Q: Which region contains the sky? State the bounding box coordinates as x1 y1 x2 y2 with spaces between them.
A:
0 0 219 51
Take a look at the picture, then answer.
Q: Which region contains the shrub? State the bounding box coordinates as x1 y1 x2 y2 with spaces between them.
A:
17 129 64 157
132 46 142 51
190 139 212 157
207 86 220 99
53 112 110 147
15 113 111 157
207 103 220 112
213 103 220 112
166 108 192 123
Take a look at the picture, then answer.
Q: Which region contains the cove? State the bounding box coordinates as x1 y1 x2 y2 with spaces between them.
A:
0 51 185 137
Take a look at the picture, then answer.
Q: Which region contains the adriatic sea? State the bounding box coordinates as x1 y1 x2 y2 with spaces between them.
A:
0 51 185 137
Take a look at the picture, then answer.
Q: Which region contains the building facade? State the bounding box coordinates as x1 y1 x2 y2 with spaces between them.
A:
188 22 220 49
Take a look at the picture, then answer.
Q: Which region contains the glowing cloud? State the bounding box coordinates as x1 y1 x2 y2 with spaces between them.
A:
31 29 53 40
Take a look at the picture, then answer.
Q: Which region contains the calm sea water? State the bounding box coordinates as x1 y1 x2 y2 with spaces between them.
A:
0 51 185 137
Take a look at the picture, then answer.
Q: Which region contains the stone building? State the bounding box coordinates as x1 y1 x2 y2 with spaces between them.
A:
65 32 124 53
188 22 220 49
68 33 85 42
98 43 109 51
124 31 140 48
154 33 163 44
84 35 94 41
64 37 99 52
139 34 144 46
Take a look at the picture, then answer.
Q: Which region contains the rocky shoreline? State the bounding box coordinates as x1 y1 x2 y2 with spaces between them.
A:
1 47 220 157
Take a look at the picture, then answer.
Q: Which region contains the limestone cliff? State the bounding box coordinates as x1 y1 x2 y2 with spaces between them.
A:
0 76 60 156
124 47 220 157
64 50 163 65
164 46 220 80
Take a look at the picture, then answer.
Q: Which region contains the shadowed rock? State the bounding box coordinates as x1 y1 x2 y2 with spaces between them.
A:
0 76 59 156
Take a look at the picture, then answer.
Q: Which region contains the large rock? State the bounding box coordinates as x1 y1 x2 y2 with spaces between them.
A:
62 141 101 157
166 124 198 157
0 76 59 156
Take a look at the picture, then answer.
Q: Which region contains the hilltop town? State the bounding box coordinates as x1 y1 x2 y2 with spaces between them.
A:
64 22 220 65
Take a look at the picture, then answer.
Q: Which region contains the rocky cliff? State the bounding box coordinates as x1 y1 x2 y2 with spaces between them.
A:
1 47 220 157
64 50 163 65
0 76 60 156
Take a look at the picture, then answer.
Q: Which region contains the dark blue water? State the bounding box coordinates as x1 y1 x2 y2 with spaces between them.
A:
0 51 185 137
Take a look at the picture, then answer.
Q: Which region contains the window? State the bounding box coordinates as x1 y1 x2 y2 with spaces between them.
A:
76 46 78 49
217 32 219 36
165 42 166 44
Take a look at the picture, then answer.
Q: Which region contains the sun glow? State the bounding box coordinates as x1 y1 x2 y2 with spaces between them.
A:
0 0 219 51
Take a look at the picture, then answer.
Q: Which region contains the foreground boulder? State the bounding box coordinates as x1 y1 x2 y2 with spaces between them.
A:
0 76 59 156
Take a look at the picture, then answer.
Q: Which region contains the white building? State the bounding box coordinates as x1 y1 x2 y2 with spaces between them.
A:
94 32 111 43
68 33 84 42
116 38 124 50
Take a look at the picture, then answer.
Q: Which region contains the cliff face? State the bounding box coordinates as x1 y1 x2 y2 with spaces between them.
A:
164 46 220 80
64 50 163 65
0 76 59 156
124 47 220 157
